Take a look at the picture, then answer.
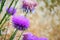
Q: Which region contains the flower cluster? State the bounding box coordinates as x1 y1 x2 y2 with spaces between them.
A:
22 0 37 13
12 15 30 30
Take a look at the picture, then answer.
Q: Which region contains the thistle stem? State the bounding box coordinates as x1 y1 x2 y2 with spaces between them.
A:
0 0 6 13
18 31 24 40
0 0 19 28
0 0 15 24
0 12 8 24
9 29 18 40
0 14 10 36
14 0 19 8
8 0 15 8
0 14 10 29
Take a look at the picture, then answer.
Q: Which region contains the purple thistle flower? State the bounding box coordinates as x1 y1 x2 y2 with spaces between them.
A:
6 7 16 15
23 32 40 40
22 0 37 13
39 37 48 40
12 15 30 30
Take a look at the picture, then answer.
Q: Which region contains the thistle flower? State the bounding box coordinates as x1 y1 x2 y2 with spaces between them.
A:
22 0 37 13
6 7 16 15
39 37 48 40
12 15 30 30
23 32 39 40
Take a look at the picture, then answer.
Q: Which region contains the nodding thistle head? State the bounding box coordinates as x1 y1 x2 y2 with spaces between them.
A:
22 0 37 13
6 7 16 15
12 15 30 30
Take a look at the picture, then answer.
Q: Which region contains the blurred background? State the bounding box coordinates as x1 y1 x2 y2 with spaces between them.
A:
0 0 60 40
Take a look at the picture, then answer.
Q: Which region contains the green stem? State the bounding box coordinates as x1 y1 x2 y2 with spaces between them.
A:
18 31 24 40
0 0 17 37
0 0 6 13
0 14 10 36
0 0 18 24
0 0 18 37
0 0 15 24
0 14 10 29
8 0 15 8
14 0 19 8
0 12 8 24
9 29 18 40
0 0 19 27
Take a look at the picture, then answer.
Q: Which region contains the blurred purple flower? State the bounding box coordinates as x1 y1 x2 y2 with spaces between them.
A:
6 7 16 15
39 37 48 40
12 15 30 30
23 32 39 40
22 0 37 13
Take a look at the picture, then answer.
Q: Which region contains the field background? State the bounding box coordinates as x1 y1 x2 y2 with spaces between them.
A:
0 0 60 40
